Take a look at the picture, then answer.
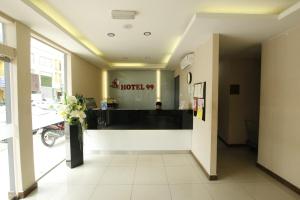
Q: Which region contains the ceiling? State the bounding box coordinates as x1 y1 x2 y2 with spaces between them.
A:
0 0 300 69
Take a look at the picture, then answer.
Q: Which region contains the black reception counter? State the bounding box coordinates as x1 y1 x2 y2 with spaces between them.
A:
86 109 193 130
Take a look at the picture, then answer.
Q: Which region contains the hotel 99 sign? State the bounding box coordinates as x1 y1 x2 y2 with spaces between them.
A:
110 79 155 91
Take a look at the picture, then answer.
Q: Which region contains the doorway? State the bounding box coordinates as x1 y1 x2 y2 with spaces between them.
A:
217 48 261 179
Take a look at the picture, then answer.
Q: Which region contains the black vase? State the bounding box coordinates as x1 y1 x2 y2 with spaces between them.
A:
65 122 84 168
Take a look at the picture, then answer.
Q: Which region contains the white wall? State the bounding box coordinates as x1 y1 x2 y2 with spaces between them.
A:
258 25 300 188
175 34 219 176
85 130 192 151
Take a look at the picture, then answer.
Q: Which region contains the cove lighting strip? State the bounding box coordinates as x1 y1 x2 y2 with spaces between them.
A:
24 0 104 57
199 6 282 15
110 63 166 69
111 63 147 67
156 70 161 102
162 36 182 64
102 70 108 99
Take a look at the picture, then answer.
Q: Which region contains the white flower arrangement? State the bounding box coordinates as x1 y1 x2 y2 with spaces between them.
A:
58 94 87 129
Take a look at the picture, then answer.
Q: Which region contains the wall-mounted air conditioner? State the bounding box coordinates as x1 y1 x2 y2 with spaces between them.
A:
180 53 194 70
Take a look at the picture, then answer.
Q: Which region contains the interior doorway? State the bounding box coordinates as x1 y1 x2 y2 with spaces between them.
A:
217 45 262 179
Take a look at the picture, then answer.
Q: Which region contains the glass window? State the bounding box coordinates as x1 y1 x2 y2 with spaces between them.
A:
0 22 3 44
30 38 65 103
0 61 11 125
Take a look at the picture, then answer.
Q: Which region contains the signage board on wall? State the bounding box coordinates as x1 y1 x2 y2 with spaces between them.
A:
110 78 155 91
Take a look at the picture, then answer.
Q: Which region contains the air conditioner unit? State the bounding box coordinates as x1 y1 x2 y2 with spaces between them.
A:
180 53 194 70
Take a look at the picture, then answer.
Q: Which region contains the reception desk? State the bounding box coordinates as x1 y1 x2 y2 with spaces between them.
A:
85 109 193 151
87 109 193 130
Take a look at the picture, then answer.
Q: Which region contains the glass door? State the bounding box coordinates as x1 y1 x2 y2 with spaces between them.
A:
30 37 66 179
0 60 15 200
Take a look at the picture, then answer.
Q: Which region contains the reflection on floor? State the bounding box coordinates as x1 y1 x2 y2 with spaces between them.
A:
0 142 9 200
33 132 65 179
25 146 299 200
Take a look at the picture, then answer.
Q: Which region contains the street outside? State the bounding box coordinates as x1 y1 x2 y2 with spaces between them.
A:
0 103 66 199
33 130 65 179
0 142 9 200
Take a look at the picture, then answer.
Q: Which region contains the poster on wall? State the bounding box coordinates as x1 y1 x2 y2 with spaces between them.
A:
193 97 197 116
193 82 206 121
197 98 204 119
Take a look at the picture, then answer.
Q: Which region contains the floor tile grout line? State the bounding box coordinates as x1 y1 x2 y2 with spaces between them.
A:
130 155 138 200
163 154 174 200
85 155 113 200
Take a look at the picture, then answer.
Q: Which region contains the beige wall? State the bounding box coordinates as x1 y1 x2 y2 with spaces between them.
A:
174 64 193 109
11 22 35 192
258 25 300 187
218 59 261 144
70 54 102 105
175 34 219 176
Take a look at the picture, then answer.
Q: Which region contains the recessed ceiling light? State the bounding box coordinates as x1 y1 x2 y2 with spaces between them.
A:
107 33 115 37
144 32 151 36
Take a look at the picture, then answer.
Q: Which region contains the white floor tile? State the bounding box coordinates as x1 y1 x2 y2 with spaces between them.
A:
205 183 254 200
100 166 135 184
165 165 205 184
28 148 300 200
241 182 299 200
51 185 96 200
137 154 164 167
110 154 137 166
132 185 171 200
134 166 168 184
89 185 132 200
170 184 213 200
163 154 191 166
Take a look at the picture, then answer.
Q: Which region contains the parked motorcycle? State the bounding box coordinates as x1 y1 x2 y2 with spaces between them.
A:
40 122 64 147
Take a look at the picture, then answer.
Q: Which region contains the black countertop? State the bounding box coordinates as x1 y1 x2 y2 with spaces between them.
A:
86 109 193 130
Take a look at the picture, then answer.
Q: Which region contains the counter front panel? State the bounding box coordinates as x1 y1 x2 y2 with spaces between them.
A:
87 109 193 130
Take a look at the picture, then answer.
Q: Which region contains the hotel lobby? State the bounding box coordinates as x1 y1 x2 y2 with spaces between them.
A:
0 0 300 200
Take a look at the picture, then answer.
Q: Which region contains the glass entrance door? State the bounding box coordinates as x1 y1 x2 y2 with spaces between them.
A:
0 60 16 200
30 38 66 179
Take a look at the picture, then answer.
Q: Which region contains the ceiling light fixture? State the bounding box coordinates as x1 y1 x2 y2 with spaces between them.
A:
144 32 151 36
112 10 137 20
107 33 115 37
24 0 104 57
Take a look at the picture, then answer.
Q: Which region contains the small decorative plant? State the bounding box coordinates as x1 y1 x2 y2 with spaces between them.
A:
58 94 87 129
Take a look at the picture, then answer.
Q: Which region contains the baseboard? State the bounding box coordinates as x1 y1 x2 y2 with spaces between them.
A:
190 151 218 181
17 182 38 199
8 192 18 200
256 163 300 195
218 136 247 147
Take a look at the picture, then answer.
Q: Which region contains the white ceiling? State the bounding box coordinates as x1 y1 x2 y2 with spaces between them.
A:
0 0 300 69
168 3 300 68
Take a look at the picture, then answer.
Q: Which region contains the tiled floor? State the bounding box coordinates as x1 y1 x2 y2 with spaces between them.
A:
25 144 300 200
